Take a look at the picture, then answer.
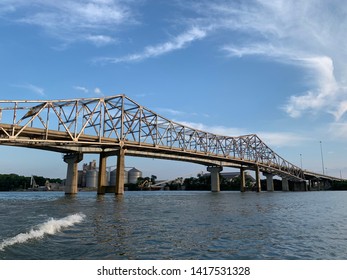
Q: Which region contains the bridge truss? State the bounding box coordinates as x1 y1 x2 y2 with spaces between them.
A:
0 95 307 180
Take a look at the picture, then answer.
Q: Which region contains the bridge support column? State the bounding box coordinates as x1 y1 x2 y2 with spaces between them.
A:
207 166 223 192
64 153 83 195
264 172 274 191
115 148 125 195
318 180 322 191
97 153 107 195
308 180 312 191
240 167 246 192
255 165 261 192
292 181 306 191
282 178 289 191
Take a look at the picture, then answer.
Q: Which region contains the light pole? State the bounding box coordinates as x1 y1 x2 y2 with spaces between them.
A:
300 153 303 169
320 141 325 175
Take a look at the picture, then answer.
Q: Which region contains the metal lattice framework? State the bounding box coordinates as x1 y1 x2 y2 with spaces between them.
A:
0 95 306 180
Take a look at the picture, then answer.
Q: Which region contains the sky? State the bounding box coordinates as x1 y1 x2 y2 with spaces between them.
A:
0 0 347 180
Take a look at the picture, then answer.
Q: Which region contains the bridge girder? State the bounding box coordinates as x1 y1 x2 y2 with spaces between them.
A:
0 95 336 182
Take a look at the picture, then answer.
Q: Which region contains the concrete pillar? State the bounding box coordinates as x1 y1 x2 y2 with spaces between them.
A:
115 148 125 195
240 167 246 192
64 153 83 195
318 180 321 191
97 153 107 195
255 165 261 192
207 166 223 192
264 172 274 191
282 178 289 191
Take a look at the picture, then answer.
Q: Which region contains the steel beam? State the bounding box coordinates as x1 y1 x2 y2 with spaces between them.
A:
1 95 343 185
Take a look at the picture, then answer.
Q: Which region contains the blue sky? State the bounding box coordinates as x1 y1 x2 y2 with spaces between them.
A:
1 0 347 180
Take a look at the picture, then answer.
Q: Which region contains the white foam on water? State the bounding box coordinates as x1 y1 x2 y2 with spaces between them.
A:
0 213 86 251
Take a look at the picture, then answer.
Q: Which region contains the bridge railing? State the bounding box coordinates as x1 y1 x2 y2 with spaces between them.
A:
0 95 304 180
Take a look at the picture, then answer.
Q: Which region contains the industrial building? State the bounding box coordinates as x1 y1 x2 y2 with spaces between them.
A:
78 160 142 189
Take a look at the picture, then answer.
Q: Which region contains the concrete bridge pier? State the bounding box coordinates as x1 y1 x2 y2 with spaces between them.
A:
64 153 83 195
97 153 108 195
240 167 246 192
308 180 312 191
207 166 223 192
255 165 261 192
318 180 322 191
263 172 274 191
115 148 126 195
293 181 306 191
305 181 309 191
282 178 289 191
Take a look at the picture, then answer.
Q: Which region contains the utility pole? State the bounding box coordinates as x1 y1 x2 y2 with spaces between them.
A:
320 141 325 175
300 153 303 169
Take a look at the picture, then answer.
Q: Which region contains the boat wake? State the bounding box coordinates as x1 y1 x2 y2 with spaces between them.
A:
0 213 86 251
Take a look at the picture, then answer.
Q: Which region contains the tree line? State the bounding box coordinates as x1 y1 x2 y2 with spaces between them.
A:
0 174 62 191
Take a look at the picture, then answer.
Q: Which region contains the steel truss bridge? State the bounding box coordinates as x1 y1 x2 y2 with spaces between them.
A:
0 95 342 194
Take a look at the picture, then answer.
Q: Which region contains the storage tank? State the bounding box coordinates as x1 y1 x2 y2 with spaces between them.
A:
124 170 129 184
128 168 142 184
85 170 98 188
109 169 128 185
78 170 86 188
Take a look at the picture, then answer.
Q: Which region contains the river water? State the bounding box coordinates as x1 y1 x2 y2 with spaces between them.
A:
0 190 346 260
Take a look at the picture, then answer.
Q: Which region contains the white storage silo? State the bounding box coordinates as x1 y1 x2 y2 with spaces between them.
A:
128 168 142 184
109 169 128 185
85 170 98 188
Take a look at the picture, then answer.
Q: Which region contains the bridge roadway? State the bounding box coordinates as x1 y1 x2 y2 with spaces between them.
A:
0 95 343 194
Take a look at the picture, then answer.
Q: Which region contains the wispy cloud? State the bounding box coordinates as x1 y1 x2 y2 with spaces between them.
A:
0 0 134 46
95 26 207 63
84 34 117 47
94 87 104 96
73 86 89 94
12 83 45 97
283 56 339 118
73 85 107 97
199 0 347 121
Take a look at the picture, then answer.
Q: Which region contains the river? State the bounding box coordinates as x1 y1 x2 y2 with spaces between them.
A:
0 190 346 259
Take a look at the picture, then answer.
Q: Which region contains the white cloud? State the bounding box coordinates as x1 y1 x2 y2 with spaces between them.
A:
73 86 89 93
84 35 117 47
283 56 339 118
12 83 45 97
0 0 134 45
191 0 347 121
96 26 207 63
94 87 103 96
